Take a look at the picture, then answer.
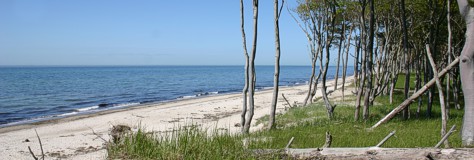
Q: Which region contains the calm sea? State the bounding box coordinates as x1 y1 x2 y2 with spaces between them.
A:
0 66 353 127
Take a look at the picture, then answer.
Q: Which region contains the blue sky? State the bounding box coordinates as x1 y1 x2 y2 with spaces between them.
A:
0 0 348 66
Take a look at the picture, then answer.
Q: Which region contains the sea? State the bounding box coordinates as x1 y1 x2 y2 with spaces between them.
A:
0 66 353 127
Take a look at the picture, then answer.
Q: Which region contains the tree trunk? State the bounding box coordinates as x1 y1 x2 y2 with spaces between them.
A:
425 55 433 118
355 1 367 121
304 55 317 106
269 0 283 130
400 0 410 120
334 19 345 91
354 37 360 90
426 44 449 148
457 0 474 147
446 0 452 115
243 0 259 134
416 56 423 118
239 0 249 133
342 25 354 101
363 0 375 120
322 3 336 119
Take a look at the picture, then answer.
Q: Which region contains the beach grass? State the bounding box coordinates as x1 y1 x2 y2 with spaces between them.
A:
107 88 465 159
107 125 281 160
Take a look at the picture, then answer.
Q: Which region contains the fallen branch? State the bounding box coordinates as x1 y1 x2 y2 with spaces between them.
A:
27 146 38 160
371 57 460 129
322 132 332 148
435 125 456 148
375 130 396 147
28 129 45 160
89 127 108 142
285 137 295 149
282 93 292 108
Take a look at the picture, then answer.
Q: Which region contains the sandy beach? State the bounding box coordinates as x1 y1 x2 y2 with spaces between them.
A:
0 76 352 160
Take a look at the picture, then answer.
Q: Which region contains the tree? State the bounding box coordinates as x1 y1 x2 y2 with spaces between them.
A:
400 0 411 120
363 0 375 120
293 0 337 119
240 0 259 134
291 0 323 107
355 0 367 121
456 0 474 147
320 0 338 119
240 0 250 134
269 0 285 130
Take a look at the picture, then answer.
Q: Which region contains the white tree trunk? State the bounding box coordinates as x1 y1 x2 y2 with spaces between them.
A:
269 0 283 130
456 0 474 147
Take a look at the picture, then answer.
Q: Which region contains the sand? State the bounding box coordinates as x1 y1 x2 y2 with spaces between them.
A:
0 76 353 160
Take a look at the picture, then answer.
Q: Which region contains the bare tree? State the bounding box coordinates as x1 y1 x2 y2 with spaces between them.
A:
240 0 259 134
240 0 250 133
456 0 474 147
269 0 285 130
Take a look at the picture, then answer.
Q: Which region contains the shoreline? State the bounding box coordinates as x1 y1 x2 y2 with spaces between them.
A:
0 83 310 131
0 76 353 159
0 82 309 133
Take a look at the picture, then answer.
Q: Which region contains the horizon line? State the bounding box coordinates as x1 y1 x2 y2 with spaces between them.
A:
0 64 354 68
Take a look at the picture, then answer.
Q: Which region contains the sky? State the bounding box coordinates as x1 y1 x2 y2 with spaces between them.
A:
0 0 350 66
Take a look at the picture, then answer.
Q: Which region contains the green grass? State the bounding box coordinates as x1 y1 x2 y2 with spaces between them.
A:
248 100 463 149
107 89 466 159
107 125 273 159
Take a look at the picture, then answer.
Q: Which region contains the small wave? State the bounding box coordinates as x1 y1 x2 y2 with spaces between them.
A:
76 106 99 112
110 103 140 108
178 95 197 99
58 112 79 117
179 91 220 99
262 87 273 90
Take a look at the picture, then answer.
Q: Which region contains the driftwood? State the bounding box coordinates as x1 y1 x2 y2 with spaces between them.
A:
28 129 45 160
253 148 474 159
288 148 474 159
371 57 460 129
254 148 474 159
